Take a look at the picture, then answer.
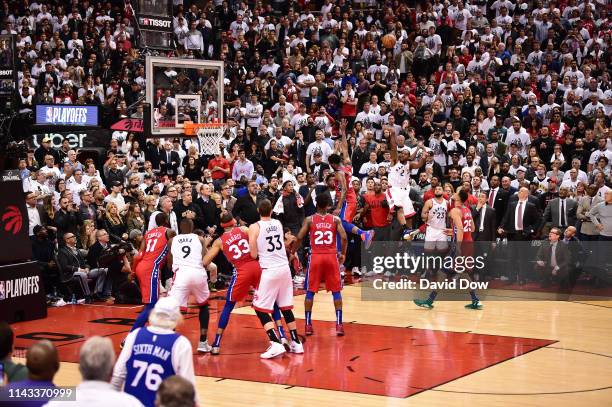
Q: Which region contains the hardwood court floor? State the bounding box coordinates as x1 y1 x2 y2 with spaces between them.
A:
11 285 612 406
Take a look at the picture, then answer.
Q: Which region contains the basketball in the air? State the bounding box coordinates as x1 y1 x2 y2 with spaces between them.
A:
382 34 396 49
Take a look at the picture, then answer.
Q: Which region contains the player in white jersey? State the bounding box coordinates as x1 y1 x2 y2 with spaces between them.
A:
167 219 214 353
386 129 426 231
422 185 450 252
248 199 304 359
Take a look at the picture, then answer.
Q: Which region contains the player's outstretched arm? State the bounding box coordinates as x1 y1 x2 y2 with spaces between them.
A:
338 118 350 161
449 208 463 243
389 127 398 165
248 223 260 259
166 237 174 271
422 199 432 224
335 216 348 263
334 171 347 215
294 216 312 252
203 239 222 267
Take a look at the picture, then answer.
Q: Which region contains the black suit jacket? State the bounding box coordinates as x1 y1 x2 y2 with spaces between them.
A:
501 200 539 239
196 197 221 230
86 241 107 269
57 245 88 282
160 150 180 177
145 143 163 170
471 205 497 241
488 188 509 226
536 240 571 276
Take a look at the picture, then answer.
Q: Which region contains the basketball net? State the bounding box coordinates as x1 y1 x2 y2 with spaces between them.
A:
196 122 226 155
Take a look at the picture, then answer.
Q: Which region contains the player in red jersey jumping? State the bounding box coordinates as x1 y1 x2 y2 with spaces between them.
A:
414 189 483 310
203 213 289 355
295 193 348 336
122 212 175 347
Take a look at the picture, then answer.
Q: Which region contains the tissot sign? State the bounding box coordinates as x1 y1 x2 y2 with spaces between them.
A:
35 104 99 126
138 15 173 31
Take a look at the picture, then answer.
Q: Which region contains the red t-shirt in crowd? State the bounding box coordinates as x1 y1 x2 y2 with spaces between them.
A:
364 192 390 228
208 157 230 180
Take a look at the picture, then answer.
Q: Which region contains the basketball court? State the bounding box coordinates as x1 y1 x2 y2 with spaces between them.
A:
7 57 611 405
10 280 612 406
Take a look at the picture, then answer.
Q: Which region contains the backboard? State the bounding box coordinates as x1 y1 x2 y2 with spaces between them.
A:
145 56 224 137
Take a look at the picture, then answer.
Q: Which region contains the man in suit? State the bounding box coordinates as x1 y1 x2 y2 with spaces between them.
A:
472 192 497 241
196 183 220 233
562 226 586 289
57 232 108 302
472 191 498 281
85 230 113 300
576 184 603 241
498 187 539 284
539 186 578 234
487 175 509 227
26 191 48 238
535 228 571 288
159 141 181 179
145 138 163 173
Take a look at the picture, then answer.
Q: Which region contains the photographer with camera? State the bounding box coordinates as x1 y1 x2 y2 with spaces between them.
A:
97 236 141 304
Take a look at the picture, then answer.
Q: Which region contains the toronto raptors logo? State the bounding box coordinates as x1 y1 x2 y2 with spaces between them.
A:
2 206 23 235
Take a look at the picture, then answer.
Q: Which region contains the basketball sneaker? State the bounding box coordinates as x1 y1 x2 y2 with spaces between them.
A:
260 341 286 359
197 340 213 353
362 230 375 249
211 346 220 355
336 323 345 336
413 299 434 309
305 324 314 335
351 267 361 276
289 341 304 354
281 337 290 351
465 300 483 310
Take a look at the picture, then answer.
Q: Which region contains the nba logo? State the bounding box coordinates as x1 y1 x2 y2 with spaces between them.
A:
0 281 5 301
46 106 53 123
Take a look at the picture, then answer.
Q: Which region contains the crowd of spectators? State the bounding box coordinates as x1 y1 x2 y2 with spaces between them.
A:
9 0 612 303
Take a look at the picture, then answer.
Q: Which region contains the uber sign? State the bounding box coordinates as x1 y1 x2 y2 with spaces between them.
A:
29 129 111 149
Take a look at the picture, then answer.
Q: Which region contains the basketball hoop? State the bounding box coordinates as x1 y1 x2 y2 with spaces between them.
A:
186 122 226 155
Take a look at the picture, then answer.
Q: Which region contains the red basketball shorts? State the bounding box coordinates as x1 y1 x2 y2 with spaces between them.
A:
135 260 160 304
227 261 262 302
340 200 357 223
306 253 341 293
